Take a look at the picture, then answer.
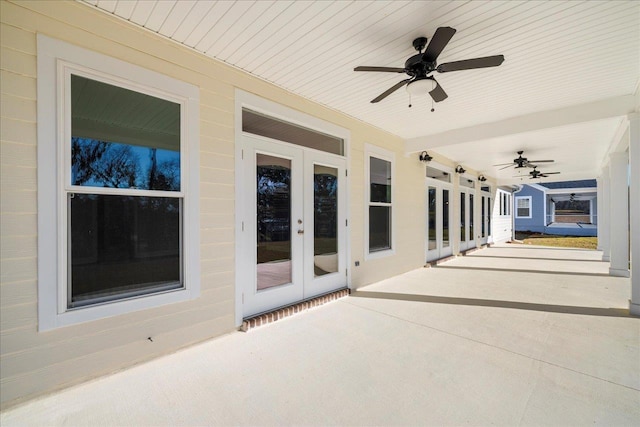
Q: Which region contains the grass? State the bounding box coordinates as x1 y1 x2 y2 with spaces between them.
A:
514 231 597 250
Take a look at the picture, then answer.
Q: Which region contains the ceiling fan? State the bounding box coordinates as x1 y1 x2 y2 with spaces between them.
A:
528 166 560 179
495 151 554 170
354 26 504 104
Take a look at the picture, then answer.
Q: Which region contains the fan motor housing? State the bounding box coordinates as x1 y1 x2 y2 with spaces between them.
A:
404 54 436 77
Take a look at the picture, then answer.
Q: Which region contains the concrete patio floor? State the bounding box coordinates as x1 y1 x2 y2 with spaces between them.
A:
2 244 639 426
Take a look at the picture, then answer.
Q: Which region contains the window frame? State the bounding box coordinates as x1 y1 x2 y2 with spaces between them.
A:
515 196 533 219
364 144 395 260
37 35 200 331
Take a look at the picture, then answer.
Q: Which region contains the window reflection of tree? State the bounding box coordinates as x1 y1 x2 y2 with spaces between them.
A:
257 165 291 243
71 137 180 191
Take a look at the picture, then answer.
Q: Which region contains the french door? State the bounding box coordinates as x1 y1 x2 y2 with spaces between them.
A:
459 189 476 251
240 135 347 318
480 192 491 245
426 182 453 262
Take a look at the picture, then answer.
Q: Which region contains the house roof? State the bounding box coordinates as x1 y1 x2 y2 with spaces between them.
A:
539 180 597 189
82 1 640 185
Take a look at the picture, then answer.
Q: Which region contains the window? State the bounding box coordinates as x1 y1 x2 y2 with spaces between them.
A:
516 196 532 218
242 109 344 155
37 35 200 330
365 145 394 258
427 166 451 182
498 191 511 216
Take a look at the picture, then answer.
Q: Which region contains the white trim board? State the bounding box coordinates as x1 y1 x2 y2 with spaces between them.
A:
37 34 201 331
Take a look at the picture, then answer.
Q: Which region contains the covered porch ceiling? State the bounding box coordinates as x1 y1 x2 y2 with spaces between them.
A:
82 0 640 185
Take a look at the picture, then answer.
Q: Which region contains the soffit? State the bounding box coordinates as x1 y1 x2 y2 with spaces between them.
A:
81 0 640 183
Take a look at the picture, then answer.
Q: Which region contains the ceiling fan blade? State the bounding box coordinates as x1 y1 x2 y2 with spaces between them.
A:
543 172 561 175
423 26 456 62
528 159 554 163
499 164 515 170
354 66 406 73
371 79 411 103
429 77 448 102
437 55 505 73
493 162 514 166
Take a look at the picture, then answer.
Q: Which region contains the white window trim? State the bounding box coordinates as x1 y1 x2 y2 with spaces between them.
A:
364 144 395 260
515 196 533 219
37 35 200 331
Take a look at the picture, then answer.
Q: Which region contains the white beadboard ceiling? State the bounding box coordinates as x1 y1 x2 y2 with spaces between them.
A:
81 0 640 184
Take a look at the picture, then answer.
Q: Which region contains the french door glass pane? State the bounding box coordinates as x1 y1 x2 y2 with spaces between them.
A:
71 75 181 191
460 193 466 241
256 154 292 290
442 189 450 248
428 187 436 250
488 197 492 235
314 165 338 276
481 197 486 237
470 194 474 240
369 206 391 252
69 194 182 308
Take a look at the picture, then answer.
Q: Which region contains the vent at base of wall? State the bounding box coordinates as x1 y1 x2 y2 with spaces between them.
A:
241 289 349 332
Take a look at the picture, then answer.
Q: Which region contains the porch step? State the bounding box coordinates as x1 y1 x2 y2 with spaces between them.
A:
241 289 350 332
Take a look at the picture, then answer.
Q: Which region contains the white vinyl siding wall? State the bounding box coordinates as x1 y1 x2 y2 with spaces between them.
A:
0 0 425 408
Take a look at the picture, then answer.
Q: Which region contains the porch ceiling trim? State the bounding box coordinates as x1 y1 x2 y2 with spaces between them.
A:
405 95 637 153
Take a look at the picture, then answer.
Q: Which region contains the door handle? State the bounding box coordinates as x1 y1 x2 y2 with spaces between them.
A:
297 229 304 235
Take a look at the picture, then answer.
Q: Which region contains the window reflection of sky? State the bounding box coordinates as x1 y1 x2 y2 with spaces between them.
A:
72 137 180 191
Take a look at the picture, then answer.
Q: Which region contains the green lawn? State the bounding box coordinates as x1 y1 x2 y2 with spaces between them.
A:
514 232 597 250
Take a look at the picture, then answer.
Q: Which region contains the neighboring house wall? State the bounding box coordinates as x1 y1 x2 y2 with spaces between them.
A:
0 0 430 408
514 185 546 233
513 183 598 236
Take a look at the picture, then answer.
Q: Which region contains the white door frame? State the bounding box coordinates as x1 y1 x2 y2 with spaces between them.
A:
459 188 476 251
303 150 347 299
240 135 305 317
480 190 491 245
234 91 351 326
426 179 454 262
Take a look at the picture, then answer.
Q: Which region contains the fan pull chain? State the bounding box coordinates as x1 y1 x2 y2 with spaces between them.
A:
431 97 435 112
408 92 412 108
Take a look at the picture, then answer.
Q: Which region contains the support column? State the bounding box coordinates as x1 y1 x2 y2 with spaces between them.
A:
628 113 640 315
609 151 629 277
599 166 611 261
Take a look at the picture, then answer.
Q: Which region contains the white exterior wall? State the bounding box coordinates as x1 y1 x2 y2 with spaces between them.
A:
491 189 513 243
0 0 430 408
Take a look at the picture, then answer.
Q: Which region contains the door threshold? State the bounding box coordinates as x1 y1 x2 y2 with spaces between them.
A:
241 288 349 332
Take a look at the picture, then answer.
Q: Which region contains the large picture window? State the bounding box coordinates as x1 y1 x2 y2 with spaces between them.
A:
37 35 200 330
365 145 394 258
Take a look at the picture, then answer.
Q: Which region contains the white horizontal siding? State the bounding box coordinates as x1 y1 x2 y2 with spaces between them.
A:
0 0 428 410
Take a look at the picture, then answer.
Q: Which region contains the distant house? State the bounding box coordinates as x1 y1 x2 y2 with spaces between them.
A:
514 180 597 237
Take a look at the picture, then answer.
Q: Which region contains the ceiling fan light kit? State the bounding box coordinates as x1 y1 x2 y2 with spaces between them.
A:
354 26 504 106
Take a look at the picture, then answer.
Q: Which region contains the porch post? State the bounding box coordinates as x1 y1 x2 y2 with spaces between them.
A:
599 166 610 261
628 113 640 315
608 151 629 277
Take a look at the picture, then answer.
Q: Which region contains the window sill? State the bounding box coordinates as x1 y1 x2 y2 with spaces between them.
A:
39 287 198 332
365 248 395 261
